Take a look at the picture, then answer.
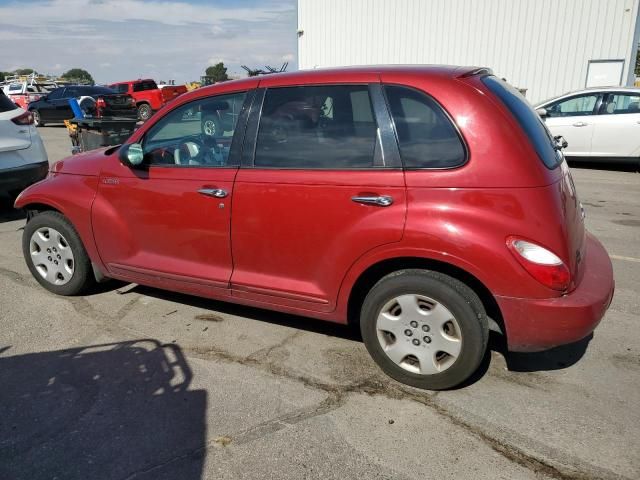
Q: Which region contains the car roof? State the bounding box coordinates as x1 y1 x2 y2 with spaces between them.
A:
111 79 155 84
536 86 640 106
182 65 484 103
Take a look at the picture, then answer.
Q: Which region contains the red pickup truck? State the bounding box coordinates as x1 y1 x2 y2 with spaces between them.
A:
108 79 186 121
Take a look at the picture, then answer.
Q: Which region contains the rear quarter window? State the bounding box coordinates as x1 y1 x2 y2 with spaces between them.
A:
384 85 466 169
482 75 560 169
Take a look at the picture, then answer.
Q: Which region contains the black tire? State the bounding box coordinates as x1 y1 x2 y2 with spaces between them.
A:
360 269 488 390
32 110 44 127
137 103 152 121
22 211 95 296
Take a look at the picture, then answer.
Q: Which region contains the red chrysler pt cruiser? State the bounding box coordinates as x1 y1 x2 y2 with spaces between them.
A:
15 66 614 390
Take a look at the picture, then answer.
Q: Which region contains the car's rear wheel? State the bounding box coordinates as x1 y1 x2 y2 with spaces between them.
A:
22 211 95 295
360 269 488 390
137 103 152 121
32 110 43 127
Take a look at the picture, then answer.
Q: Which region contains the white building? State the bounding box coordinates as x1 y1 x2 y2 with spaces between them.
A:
297 0 640 103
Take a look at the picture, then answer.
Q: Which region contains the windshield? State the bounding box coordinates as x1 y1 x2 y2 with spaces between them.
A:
482 75 561 169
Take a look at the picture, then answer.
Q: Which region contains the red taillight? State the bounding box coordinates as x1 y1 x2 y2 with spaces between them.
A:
507 237 570 291
95 98 106 117
11 111 34 125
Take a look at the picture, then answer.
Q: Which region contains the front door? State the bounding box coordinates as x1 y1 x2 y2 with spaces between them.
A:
93 90 250 292
230 82 406 311
543 93 600 156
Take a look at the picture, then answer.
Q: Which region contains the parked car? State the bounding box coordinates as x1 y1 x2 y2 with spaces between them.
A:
108 79 187 121
0 91 48 199
28 85 137 127
536 87 640 164
15 66 614 390
2 82 49 109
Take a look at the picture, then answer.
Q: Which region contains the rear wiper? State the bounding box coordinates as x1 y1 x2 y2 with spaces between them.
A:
553 135 568 151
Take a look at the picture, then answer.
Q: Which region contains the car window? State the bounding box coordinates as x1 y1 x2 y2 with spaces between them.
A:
133 81 157 92
603 93 640 114
384 85 466 169
64 87 79 98
0 91 17 112
46 88 64 100
482 75 560 169
254 85 378 169
545 94 598 117
142 91 246 167
111 84 128 94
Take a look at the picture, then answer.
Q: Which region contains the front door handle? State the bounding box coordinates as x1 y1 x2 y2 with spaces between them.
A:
351 195 393 207
198 188 228 198
572 121 588 127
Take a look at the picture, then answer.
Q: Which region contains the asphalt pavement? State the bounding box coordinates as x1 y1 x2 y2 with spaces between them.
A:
0 126 638 480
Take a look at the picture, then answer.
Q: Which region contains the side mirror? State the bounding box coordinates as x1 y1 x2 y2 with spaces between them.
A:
119 143 144 167
536 107 548 118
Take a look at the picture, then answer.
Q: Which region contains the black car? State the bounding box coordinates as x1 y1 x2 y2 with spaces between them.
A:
28 85 137 126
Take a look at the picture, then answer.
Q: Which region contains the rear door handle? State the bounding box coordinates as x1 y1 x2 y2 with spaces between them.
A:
198 188 228 198
351 195 393 207
572 121 588 127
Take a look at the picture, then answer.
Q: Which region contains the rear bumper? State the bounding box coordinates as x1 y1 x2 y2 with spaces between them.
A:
497 232 614 352
0 161 49 195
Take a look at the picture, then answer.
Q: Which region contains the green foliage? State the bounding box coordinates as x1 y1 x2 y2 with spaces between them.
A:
0 71 13 81
13 68 34 75
61 68 95 85
205 62 229 83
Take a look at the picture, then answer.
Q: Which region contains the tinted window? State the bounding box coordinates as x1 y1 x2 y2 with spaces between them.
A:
254 85 378 169
111 84 129 93
385 85 466 168
546 94 598 117
133 81 158 92
482 75 561 169
0 91 17 112
143 91 246 167
603 93 640 114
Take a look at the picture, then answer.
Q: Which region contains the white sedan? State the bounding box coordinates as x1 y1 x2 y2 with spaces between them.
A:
535 87 640 163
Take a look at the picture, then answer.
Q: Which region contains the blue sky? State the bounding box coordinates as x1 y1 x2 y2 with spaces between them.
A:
0 0 297 83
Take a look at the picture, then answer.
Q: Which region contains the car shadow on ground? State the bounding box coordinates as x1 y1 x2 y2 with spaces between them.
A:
0 340 206 480
122 284 592 387
128 284 362 342
0 202 25 224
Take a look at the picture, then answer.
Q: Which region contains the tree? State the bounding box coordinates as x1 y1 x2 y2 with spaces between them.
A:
61 68 94 85
205 62 229 83
636 47 640 76
0 71 13 81
14 68 34 76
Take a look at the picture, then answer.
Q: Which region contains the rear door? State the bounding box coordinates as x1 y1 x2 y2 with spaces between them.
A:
542 93 601 156
93 89 252 291
590 91 640 157
230 80 406 311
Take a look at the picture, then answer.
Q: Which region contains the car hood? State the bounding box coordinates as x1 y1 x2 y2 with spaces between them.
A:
51 147 112 176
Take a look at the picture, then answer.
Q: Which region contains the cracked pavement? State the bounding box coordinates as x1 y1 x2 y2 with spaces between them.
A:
0 127 639 480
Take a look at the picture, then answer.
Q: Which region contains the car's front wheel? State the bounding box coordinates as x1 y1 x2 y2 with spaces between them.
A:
22 211 95 295
360 269 488 390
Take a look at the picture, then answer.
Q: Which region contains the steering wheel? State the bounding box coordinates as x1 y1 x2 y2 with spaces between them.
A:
174 138 205 165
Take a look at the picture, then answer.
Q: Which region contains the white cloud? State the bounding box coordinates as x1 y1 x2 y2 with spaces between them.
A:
0 0 297 83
